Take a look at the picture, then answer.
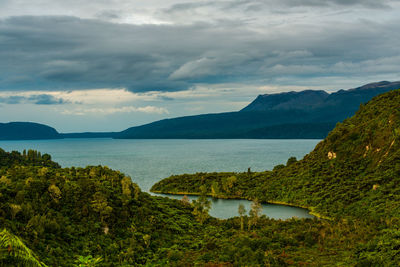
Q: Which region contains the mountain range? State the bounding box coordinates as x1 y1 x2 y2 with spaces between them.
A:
116 80 400 139
1 81 399 140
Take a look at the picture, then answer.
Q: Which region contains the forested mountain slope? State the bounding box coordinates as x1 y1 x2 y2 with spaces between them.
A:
0 149 393 266
2 148 374 266
152 89 400 219
150 89 400 265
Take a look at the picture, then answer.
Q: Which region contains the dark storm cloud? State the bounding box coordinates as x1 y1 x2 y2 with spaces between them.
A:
0 16 193 92
0 94 68 105
254 0 397 8
0 14 399 92
164 0 398 15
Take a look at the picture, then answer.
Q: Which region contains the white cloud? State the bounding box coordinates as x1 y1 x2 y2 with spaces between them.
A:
0 89 147 105
169 57 219 80
61 105 169 116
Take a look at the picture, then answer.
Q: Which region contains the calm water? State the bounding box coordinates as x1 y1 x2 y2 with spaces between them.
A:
0 138 319 219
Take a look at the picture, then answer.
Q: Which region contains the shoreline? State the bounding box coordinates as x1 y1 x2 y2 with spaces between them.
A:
151 190 333 220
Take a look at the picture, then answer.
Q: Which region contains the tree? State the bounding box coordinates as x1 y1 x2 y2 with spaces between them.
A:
143 234 151 248
0 228 46 267
222 176 237 193
248 199 262 231
121 176 132 198
74 255 103 267
91 192 113 223
9 204 22 220
211 181 220 197
121 176 133 205
0 176 11 186
238 204 246 231
286 157 297 166
192 185 211 224
48 184 62 203
181 195 190 205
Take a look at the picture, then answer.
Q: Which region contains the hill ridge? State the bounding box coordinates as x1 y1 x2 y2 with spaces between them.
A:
117 81 400 139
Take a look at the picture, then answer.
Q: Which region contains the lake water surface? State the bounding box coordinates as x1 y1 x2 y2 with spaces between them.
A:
0 138 320 219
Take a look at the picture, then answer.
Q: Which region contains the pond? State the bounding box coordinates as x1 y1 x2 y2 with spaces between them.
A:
156 193 315 219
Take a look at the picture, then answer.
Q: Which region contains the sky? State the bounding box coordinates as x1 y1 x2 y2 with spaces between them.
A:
0 0 399 132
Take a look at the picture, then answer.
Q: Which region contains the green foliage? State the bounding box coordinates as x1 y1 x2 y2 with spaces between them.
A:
0 149 209 266
0 228 46 266
151 89 400 265
238 204 246 231
355 228 400 266
286 156 297 166
0 148 59 168
74 255 103 267
210 181 220 197
248 199 262 231
192 185 211 224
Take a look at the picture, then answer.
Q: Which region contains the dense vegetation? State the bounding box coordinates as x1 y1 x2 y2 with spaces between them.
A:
0 149 212 265
0 149 357 266
1 89 400 266
152 89 400 265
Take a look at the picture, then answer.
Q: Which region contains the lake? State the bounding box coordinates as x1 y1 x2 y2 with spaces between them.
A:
0 138 320 219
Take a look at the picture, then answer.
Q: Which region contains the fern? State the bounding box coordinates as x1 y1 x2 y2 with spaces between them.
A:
0 228 46 267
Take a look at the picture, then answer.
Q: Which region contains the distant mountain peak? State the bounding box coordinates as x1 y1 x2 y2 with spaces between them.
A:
241 81 400 112
349 80 400 91
0 121 60 140
241 89 329 112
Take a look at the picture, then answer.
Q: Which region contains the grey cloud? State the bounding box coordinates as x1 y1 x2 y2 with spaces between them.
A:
95 10 122 20
275 0 396 8
164 0 398 16
0 94 69 105
158 96 175 101
0 15 399 93
29 94 68 105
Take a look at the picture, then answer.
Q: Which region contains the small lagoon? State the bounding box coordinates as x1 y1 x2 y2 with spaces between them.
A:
157 193 315 220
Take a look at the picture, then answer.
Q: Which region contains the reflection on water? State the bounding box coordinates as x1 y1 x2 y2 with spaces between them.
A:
155 193 314 220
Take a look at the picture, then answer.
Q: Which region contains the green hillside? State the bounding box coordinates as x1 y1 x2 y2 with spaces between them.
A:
0 152 384 266
0 149 214 265
152 89 400 219
1 89 400 266
151 89 400 265
2 148 373 266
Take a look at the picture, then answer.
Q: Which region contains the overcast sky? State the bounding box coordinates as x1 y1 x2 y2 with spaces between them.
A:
0 0 399 132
